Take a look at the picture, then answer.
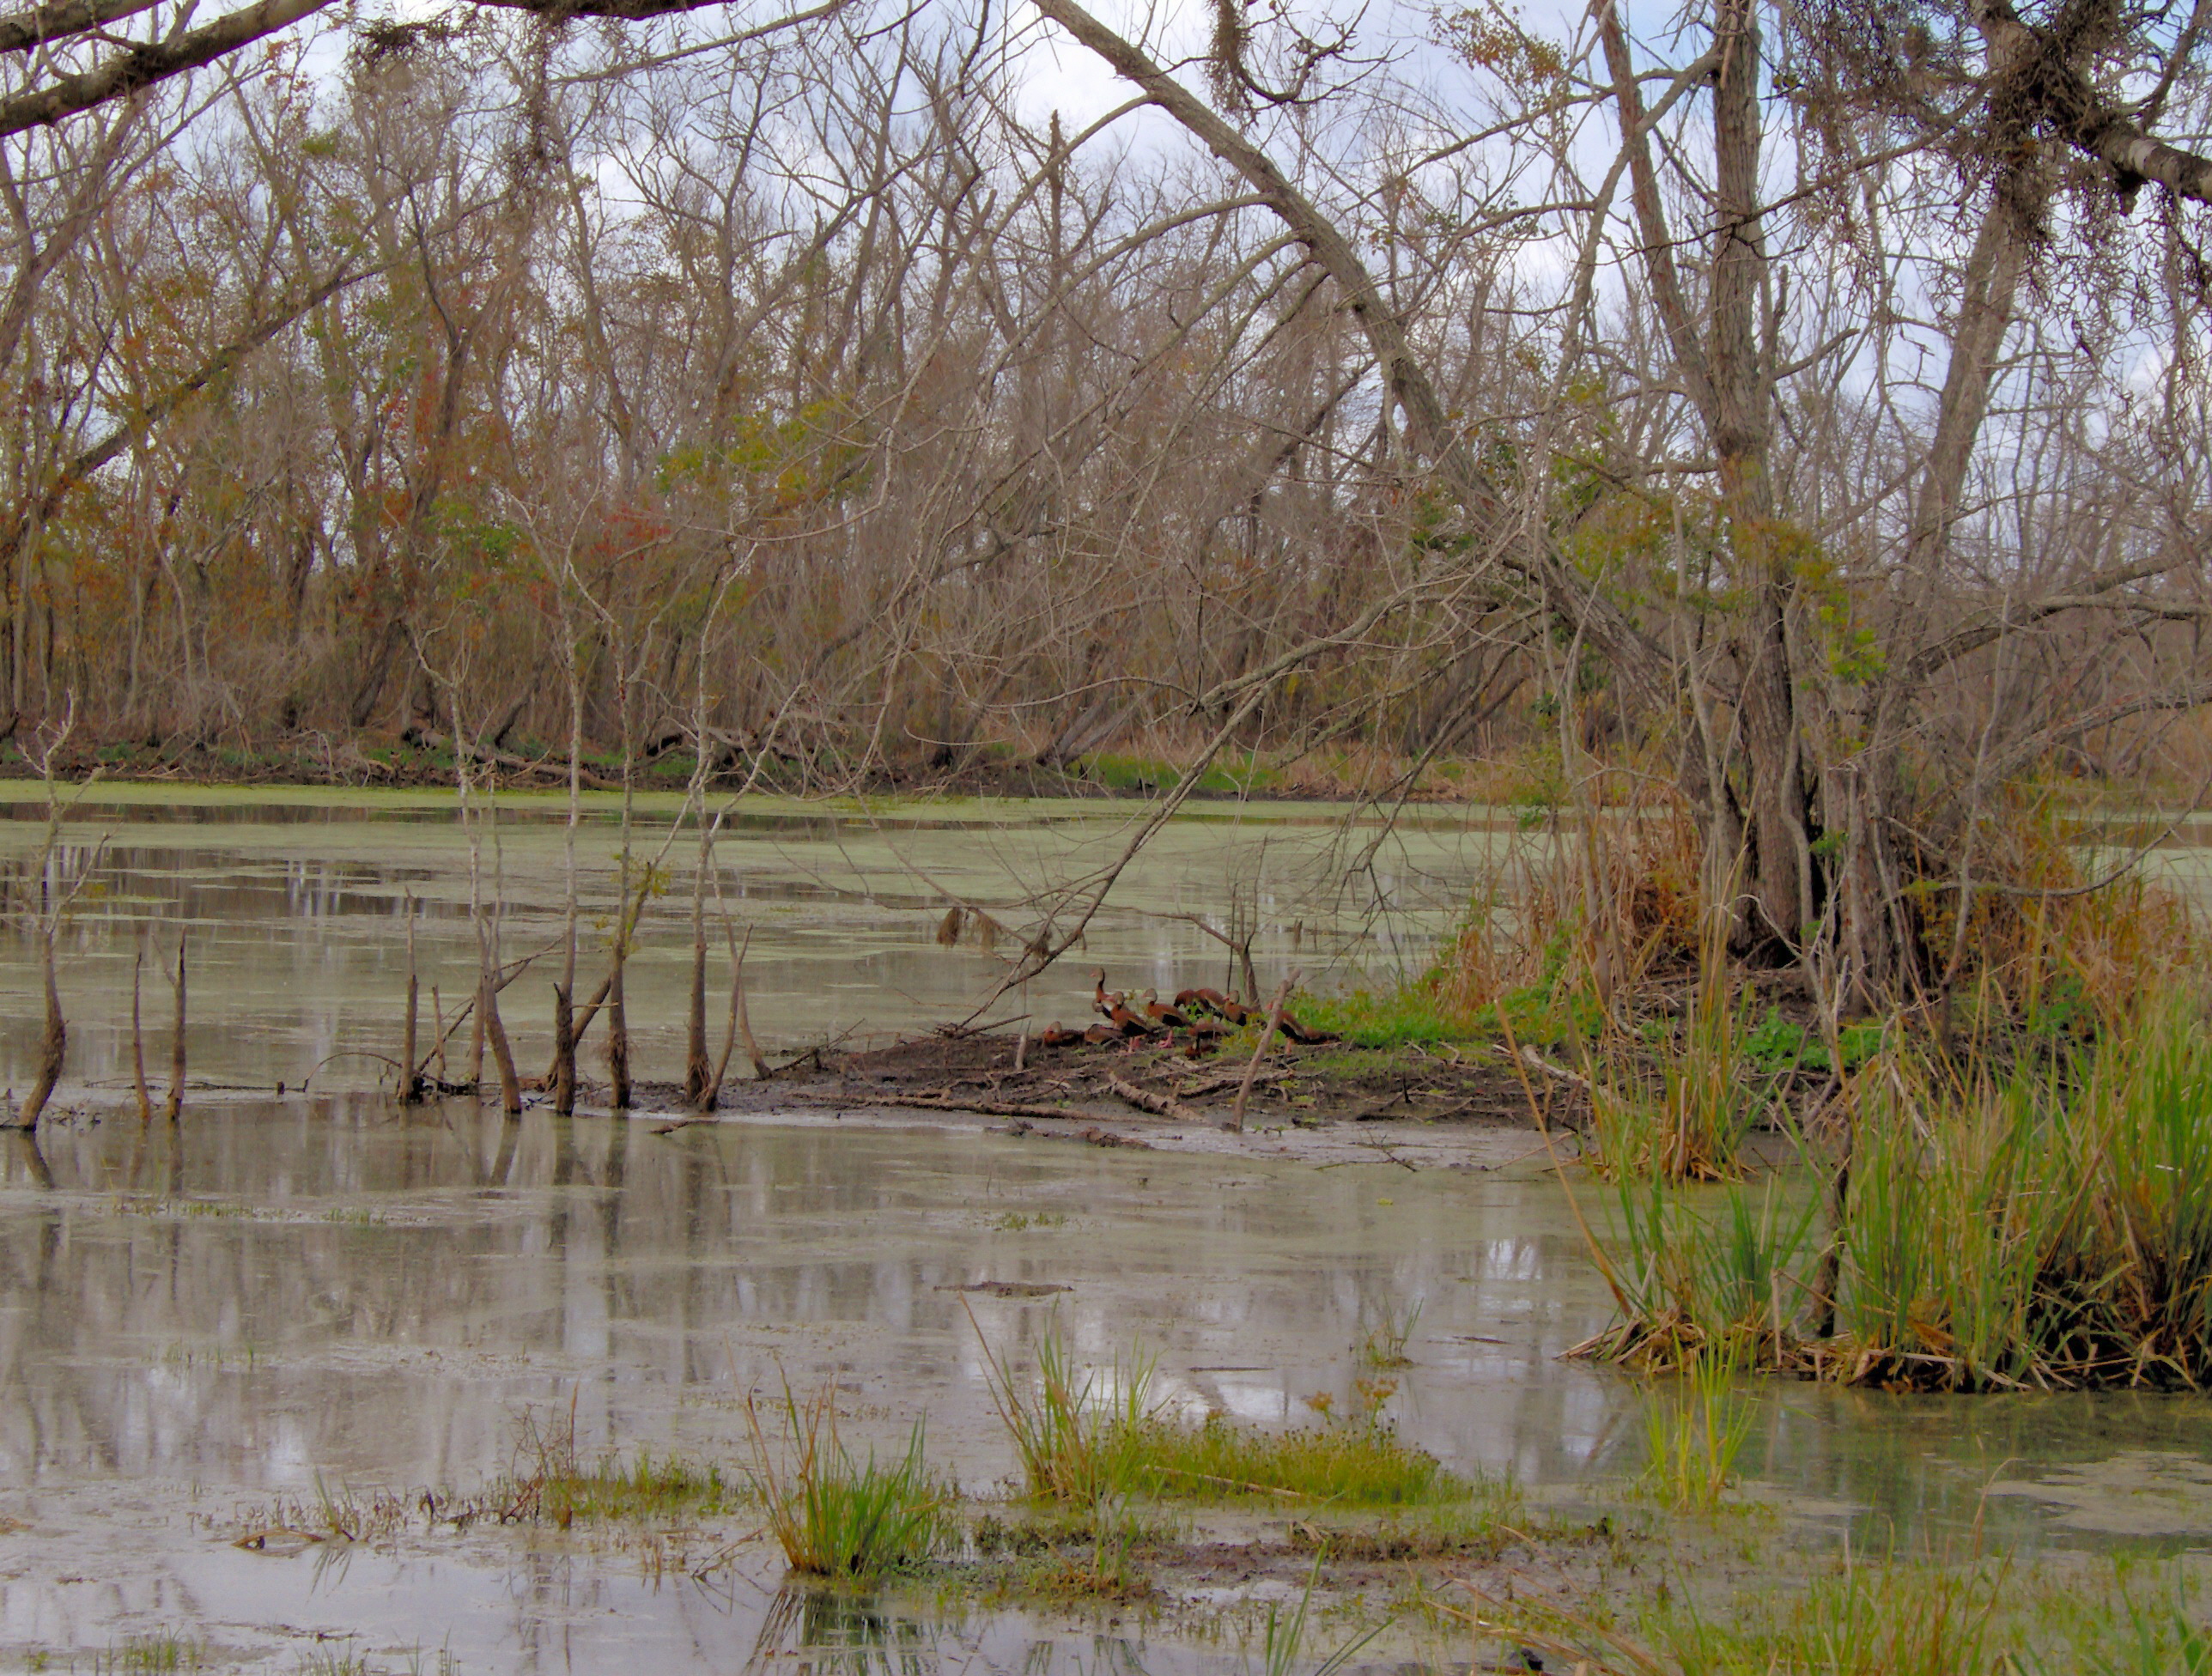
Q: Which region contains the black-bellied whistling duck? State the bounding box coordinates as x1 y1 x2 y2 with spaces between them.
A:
1093 969 1115 1019
1175 986 1227 1014
1106 994 1158 1036
1142 989 1194 1029
1276 1008 1334 1045
1037 1021 1084 1048
1082 1023 1121 1045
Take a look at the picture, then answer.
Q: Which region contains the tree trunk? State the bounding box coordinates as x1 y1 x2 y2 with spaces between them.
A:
607 957 631 1111
161 931 186 1124
481 972 523 1117
1708 0 1811 954
551 982 576 1114
401 894 420 1102
684 852 712 1109
131 945 152 1121
15 928 64 1130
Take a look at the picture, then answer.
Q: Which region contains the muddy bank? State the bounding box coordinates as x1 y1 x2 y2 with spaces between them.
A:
635 1029 1565 1167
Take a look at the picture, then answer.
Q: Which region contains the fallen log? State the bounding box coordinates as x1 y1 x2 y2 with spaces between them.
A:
856 1090 1083 1120
1104 1073 1207 1124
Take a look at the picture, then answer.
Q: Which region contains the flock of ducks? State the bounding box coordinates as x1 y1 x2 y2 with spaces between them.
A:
1028 970 1335 1052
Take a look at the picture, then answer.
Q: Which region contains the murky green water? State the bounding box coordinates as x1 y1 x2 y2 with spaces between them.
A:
0 785 1516 1096
0 789 2209 1670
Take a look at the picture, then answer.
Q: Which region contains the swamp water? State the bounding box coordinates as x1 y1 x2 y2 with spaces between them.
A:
0 789 2209 1670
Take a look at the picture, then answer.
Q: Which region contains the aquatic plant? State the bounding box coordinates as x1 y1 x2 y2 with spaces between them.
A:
745 1385 947 1576
91 1636 205 1675
499 1404 746 1526
1577 994 2212 1390
1574 1173 1820 1372
1258 1558 1390 1676
1358 1298 1423 1369
975 1310 1462 1506
973 1312 1161 1506
1635 1348 1755 1511
1128 1412 1460 1505
1589 956 1772 1184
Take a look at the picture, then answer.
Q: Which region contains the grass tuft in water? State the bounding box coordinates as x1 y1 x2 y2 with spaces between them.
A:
975 1311 1463 1506
744 1384 947 1577
973 1309 1160 1506
499 1404 744 1526
1577 994 2212 1389
1257 1557 1391 1676
92 1637 204 1674
1358 1300 1422 1369
1127 1413 1459 1505
1634 1348 1755 1510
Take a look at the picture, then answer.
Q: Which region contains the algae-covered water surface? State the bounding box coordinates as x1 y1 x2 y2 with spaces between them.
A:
1 790 2211 1672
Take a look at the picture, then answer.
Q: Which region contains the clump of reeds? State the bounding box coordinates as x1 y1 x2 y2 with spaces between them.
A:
1574 1173 1819 1372
1577 993 2212 1392
1635 1347 1755 1510
1588 948 1775 1183
974 1314 1160 1506
1840 995 2212 1390
497 1403 746 1526
744 1386 946 1576
975 1313 1464 1506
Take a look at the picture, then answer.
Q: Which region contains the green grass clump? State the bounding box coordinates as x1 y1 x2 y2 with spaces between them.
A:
1472 1548 2212 1675
93 1637 204 1675
536 1453 744 1524
1294 986 1485 1049
976 1311 1462 1508
1635 1349 1755 1510
500 1407 744 1525
746 1388 947 1577
976 1315 1158 1506
1125 1413 1459 1505
1577 993 2212 1391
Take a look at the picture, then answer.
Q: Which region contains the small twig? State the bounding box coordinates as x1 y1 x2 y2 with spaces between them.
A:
1233 974 1297 1133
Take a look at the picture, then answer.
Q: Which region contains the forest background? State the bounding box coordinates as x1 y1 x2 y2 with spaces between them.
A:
0 0 2209 1010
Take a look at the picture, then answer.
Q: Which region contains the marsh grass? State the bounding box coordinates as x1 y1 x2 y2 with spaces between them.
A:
1589 958 1776 1183
1455 1552 2212 1675
972 1310 1161 1505
1578 994 2212 1389
1358 1300 1422 1369
1575 1174 1819 1372
1256 1558 1391 1676
963 1501 1177 1600
745 1385 947 1577
91 1637 204 1675
975 1312 1461 1507
1635 1350 1754 1510
500 1404 745 1526
1127 1414 1459 1505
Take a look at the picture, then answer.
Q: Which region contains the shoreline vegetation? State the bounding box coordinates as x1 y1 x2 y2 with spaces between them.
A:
216 1318 2212 1676
14 767 2212 1667
15 768 2212 1400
